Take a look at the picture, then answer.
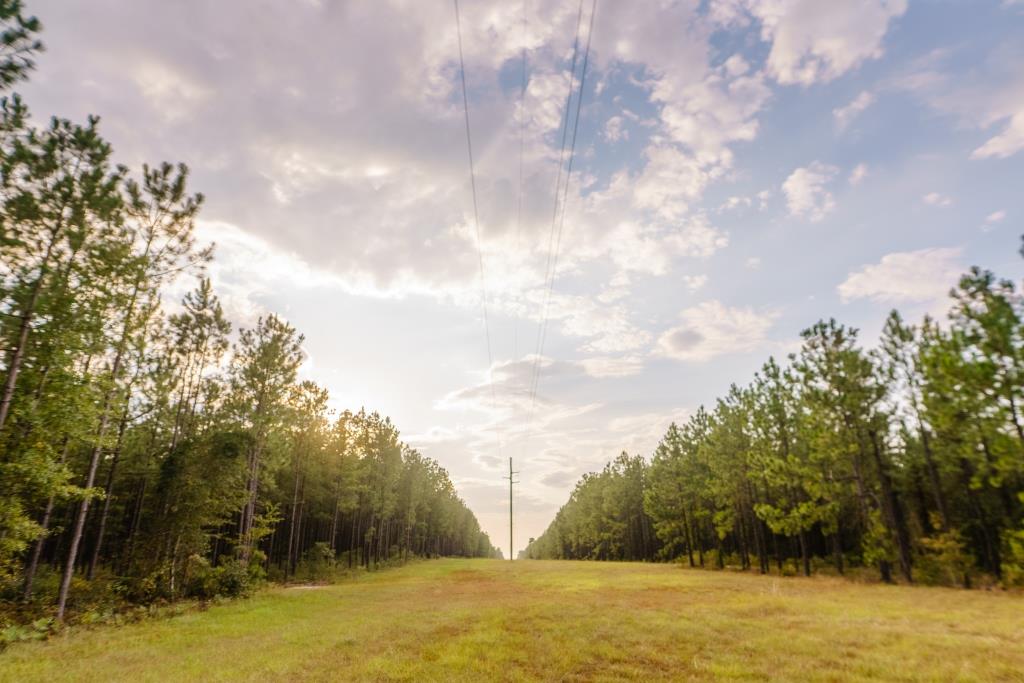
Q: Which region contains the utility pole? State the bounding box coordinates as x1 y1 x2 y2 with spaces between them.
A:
504 457 519 560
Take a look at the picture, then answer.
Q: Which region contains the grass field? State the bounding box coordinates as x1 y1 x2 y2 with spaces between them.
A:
1 559 1022 682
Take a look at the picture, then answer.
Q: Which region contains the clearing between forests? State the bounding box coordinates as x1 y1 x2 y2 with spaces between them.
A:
1 559 1022 682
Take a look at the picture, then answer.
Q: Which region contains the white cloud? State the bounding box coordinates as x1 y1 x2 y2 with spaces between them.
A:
191 220 349 324
849 163 869 186
833 91 875 130
683 274 708 292
577 171 730 277
579 356 645 379
783 162 838 221
511 290 650 355
719 195 752 212
745 256 762 269
603 115 627 142
657 300 778 362
837 247 964 305
893 48 1024 160
731 0 907 86
982 209 1007 232
971 111 1024 159
629 145 715 221
922 192 953 207
133 59 212 123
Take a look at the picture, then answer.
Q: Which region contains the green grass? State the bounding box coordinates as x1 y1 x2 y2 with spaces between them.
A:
1 559 1022 681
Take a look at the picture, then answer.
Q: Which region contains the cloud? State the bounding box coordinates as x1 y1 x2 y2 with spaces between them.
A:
982 209 1007 232
436 352 645 422
540 470 578 489
720 0 907 86
783 162 838 221
579 356 645 379
833 91 875 130
627 145 717 221
922 192 952 207
892 45 1024 160
719 195 752 212
27 1 745 315
683 274 708 292
189 219 348 324
657 300 778 362
837 247 964 305
971 110 1024 159
849 163 869 186
133 59 211 123
603 115 627 142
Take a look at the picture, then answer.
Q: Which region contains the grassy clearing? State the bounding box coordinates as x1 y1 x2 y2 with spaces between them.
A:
1 559 1022 682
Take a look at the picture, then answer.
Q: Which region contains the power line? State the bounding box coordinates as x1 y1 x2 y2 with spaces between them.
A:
527 0 597 420
453 0 501 455
522 0 585 425
509 0 531 476
512 0 528 368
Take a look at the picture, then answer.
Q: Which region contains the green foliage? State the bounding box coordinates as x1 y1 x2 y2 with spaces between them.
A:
528 262 1024 590
297 542 335 582
0 8 498 626
917 515 973 587
1001 493 1024 587
185 556 260 600
0 0 42 89
0 617 52 650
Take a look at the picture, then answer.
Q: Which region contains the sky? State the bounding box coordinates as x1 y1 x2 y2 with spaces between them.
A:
18 0 1024 559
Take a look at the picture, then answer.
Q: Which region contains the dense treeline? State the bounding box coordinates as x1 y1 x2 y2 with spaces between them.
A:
0 3 497 623
525 265 1024 588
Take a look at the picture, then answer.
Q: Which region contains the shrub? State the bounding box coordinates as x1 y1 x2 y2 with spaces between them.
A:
917 516 973 587
186 557 263 599
1001 525 1024 588
296 542 335 582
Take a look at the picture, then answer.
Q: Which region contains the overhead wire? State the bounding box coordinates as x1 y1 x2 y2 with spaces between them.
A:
510 0 529 501
526 0 598 422
453 0 501 456
512 0 528 368
452 0 597 538
524 0 585 422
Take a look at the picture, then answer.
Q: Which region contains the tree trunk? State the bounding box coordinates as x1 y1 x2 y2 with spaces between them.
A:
57 404 114 619
681 506 695 567
832 530 844 575
798 530 811 577
23 437 71 598
870 430 913 583
286 463 301 578
87 391 132 580
0 230 62 432
917 424 950 529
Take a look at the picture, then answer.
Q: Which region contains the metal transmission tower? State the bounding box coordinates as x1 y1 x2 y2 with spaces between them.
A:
504 457 519 560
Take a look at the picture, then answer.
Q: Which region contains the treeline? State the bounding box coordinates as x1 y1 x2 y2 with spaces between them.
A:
0 2 497 622
525 264 1024 588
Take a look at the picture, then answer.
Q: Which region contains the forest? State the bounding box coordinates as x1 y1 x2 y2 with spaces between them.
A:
524 264 1024 589
0 0 497 626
